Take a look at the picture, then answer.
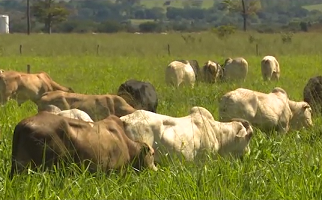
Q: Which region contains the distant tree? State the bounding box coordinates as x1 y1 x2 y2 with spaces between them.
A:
96 20 123 33
223 0 261 31
32 0 69 34
139 21 158 32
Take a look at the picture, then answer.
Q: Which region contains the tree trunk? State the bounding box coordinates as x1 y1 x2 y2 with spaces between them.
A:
241 0 247 31
27 0 30 35
45 17 52 34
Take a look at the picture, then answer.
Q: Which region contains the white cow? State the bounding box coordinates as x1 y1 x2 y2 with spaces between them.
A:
219 87 313 133
222 57 248 81
261 55 280 81
165 61 196 87
120 106 253 162
41 104 94 125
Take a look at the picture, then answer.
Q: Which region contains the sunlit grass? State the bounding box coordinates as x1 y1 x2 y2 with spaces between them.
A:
0 31 322 199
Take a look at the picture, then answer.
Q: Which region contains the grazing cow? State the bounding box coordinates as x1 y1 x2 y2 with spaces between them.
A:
120 106 253 162
10 113 157 178
176 60 200 81
0 70 73 105
36 91 136 121
42 104 94 123
202 60 223 83
261 55 280 81
165 61 196 87
303 76 322 115
222 57 248 81
117 79 158 113
219 87 313 133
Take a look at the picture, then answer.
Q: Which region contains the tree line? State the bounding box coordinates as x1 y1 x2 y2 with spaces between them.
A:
1 0 322 34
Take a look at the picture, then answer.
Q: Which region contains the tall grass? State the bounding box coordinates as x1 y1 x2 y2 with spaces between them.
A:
1 31 322 199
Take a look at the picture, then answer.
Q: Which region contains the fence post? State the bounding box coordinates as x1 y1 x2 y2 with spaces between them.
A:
167 44 171 56
26 64 31 73
256 44 259 56
96 44 100 56
19 44 22 55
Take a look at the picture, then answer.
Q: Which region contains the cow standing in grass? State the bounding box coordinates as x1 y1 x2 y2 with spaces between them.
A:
261 55 280 81
165 61 196 87
202 60 223 83
222 57 248 82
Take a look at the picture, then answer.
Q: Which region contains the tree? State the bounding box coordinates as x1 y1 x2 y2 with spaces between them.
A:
32 0 69 34
223 0 261 31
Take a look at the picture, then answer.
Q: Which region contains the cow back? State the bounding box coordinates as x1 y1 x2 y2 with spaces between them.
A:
117 79 158 113
303 76 322 115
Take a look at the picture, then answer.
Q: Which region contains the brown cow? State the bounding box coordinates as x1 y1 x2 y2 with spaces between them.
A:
10 112 158 178
202 60 223 83
0 70 73 105
36 91 136 121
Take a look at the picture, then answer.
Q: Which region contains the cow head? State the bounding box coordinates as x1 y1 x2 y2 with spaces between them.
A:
289 101 313 130
231 118 253 155
231 118 253 139
132 142 158 171
217 118 253 158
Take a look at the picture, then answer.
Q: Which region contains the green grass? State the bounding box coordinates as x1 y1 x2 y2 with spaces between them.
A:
1 31 322 199
130 19 156 26
303 3 322 11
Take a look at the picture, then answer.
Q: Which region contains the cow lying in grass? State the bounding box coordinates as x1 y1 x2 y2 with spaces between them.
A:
219 87 313 133
10 113 157 178
120 106 253 162
0 70 73 105
37 90 137 121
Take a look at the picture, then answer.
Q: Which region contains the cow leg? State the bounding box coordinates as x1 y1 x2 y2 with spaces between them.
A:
0 92 10 105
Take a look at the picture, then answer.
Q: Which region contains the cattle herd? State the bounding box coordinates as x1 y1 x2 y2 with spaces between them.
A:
1 55 322 179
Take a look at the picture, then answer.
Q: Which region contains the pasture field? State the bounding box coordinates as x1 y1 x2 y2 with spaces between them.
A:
303 3 322 12
1 31 322 199
136 0 216 9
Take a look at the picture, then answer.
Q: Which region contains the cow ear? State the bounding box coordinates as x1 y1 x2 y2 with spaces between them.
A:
141 142 150 154
236 129 247 138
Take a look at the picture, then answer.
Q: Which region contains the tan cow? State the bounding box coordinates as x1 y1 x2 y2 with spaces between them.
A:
36 90 136 121
261 55 280 81
219 87 313 133
222 57 248 81
202 60 223 83
0 70 73 105
165 60 196 87
10 113 157 178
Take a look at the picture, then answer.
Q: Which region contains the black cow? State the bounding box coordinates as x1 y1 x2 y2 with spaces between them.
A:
117 79 158 113
303 75 322 115
177 60 200 82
